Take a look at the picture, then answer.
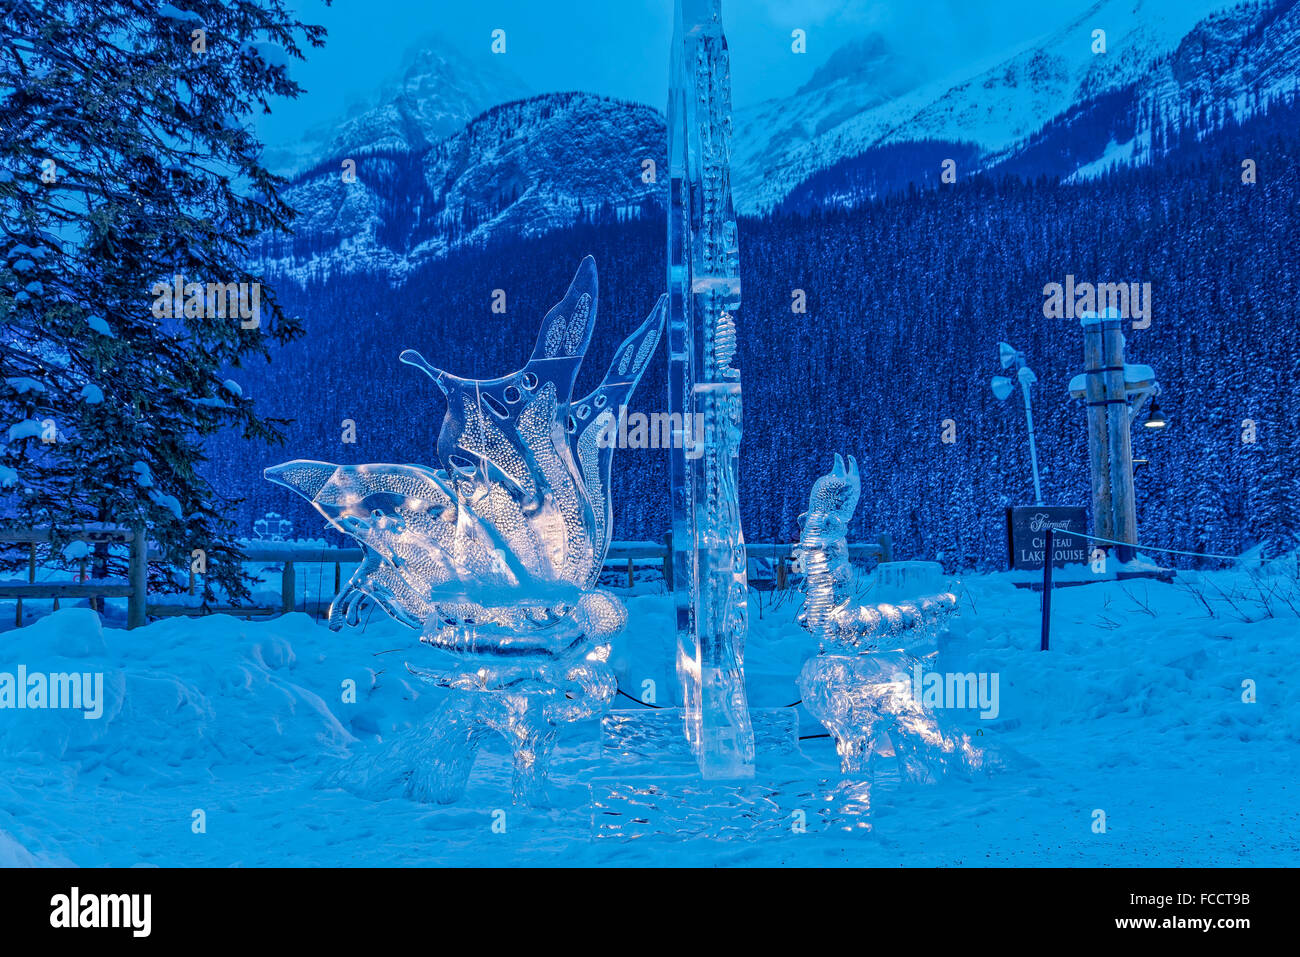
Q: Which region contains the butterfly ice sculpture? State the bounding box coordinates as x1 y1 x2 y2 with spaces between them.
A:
266 257 665 657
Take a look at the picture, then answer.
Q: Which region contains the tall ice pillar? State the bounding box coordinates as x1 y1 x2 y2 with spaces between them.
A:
666 0 755 778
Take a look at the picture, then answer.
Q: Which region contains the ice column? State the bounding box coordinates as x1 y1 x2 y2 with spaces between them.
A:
667 0 754 778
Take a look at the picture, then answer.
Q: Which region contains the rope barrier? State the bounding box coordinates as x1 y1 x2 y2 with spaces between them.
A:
1049 525 1261 563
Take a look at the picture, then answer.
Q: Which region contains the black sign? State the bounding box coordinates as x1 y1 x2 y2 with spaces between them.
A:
1005 506 1090 570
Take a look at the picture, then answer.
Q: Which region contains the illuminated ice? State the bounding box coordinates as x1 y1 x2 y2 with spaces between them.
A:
667 0 755 779
794 454 958 654
268 257 665 804
793 455 983 793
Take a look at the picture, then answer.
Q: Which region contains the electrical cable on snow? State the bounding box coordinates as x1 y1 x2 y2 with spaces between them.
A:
616 686 803 710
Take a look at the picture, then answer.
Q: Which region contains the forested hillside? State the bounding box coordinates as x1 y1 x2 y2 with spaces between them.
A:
210 97 1300 569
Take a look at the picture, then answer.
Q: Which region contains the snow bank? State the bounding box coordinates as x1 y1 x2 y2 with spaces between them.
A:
0 608 436 782
0 830 38 867
0 565 1296 866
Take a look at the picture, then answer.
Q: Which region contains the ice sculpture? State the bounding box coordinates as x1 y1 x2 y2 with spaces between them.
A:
793 455 983 790
267 257 666 805
667 0 755 778
794 455 958 654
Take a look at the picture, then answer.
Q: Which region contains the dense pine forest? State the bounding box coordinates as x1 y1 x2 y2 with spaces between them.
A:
209 96 1300 570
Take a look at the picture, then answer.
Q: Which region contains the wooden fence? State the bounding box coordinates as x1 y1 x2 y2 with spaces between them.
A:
0 526 147 629
3 528 893 627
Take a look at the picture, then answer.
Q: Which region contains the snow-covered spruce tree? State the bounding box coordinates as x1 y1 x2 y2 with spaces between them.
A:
0 0 324 601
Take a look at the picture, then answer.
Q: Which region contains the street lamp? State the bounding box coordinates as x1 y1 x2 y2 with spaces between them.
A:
991 341 1043 506
1142 397 1168 431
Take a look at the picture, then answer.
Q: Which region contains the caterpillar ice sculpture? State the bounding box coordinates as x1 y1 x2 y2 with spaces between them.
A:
267 257 665 804
794 454 957 652
794 455 986 799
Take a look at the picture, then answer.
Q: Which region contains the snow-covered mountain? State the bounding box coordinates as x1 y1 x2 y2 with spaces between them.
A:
259 35 532 178
732 0 1279 212
255 92 665 280
1105 0 1300 166
256 0 1298 273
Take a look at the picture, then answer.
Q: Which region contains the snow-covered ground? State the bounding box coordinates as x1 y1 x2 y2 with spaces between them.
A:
1 563 1296 867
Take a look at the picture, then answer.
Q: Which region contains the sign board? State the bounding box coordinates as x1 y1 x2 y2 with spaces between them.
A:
1005 506 1089 571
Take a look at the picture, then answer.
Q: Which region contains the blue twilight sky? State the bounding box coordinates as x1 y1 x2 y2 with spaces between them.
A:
258 0 1093 146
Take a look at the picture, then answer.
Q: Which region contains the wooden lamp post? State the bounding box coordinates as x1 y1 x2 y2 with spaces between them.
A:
1069 310 1161 566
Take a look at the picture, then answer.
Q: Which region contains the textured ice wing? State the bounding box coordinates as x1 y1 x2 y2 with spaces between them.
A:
264 460 454 536
329 548 437 631
265 257 655 649
399 255 600 492
264 458 468 589
399 258 608 589
529 254 600 369
570 294 667 574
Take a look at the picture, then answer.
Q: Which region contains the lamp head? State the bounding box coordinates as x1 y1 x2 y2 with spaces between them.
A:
1143 399 1168 431
991 376 1014 401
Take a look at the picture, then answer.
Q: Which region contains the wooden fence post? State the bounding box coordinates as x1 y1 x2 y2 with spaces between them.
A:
662 532 673 590
127 524 147 629
878 533 894 563
17 542 36 627
9 533 908 628
281 561 296 614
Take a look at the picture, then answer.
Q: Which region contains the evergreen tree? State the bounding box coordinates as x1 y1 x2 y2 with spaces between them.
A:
0 0 324 599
